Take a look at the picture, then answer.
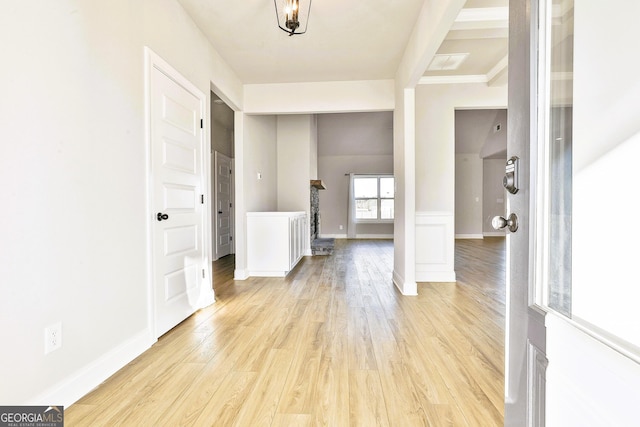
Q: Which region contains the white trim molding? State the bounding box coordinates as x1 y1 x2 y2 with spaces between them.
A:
31 331 152 407
416 212 456 283
234 269 249 280
318 234 348 239
455 234 484 239
318 234 394 240
419 75 488 85
393 270 418 296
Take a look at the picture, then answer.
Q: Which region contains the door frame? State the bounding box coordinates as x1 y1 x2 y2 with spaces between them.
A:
144 47 214 340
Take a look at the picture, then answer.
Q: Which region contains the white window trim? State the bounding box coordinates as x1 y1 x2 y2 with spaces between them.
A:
353 174 394 223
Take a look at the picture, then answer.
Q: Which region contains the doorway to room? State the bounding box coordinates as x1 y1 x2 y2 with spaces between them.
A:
210 91 235 288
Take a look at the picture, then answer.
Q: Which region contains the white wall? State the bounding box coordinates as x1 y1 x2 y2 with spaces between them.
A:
310 115 318 180
276 115 313 212
244 80 394 114
392 0 466 296
0 0 242 406
414 83 507 282
244 116 278 212
546 1 640 424
415 84 507 212
231 114 278 278
276 115 316 255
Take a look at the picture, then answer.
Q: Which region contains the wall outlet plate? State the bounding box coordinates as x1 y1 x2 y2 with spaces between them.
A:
44 322 62 354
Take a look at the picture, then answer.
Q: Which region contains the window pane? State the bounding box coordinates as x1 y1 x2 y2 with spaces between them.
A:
356 199 377 219
354 178 378 198
546 0 573 317
380 177 394 198
381 199 394 219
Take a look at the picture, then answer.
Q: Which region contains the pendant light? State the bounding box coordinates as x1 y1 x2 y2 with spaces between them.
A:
274 0 312 36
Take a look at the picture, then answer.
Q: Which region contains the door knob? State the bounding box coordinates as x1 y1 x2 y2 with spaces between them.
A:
492 213 518 232
157 212 169 221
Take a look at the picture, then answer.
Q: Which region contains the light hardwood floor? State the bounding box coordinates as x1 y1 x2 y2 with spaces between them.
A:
66 238 505 426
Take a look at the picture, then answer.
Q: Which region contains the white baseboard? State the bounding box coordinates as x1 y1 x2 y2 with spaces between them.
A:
455 234 484 239
248 270 287 277
353 234 394 239
416 271 457 283
318 233 393 240
234 269 249 280
318 234 347 239
32 330 153 407
483 231 506 237
393 270 418 296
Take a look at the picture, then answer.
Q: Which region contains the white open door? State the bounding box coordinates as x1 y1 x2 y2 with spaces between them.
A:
214 151 233 259
501 0 548 424
147 50 212 338
506 1 640 425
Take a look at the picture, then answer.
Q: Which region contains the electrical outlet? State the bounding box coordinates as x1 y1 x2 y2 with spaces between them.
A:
44 322 62 354
339 225 344 230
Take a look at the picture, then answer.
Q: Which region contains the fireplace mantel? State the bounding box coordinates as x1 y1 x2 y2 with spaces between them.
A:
310 180 326 190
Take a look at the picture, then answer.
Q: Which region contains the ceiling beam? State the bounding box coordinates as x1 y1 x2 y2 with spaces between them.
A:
487 54 509 86
395 0 467 89
451 7 509 31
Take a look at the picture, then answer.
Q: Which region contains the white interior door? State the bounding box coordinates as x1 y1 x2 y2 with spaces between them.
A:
214 151 233 258
150 59 206 337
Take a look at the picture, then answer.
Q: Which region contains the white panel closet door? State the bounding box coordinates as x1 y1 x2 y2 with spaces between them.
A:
151 64 204 337
214 151 233 258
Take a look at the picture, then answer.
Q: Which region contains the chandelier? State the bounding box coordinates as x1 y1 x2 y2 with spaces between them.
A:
274 0 312 36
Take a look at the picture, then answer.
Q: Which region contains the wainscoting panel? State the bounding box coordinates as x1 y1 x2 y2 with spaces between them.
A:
527 341 548 427
416 212 456 282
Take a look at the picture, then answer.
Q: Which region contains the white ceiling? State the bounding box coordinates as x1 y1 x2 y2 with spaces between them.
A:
177 0 509 85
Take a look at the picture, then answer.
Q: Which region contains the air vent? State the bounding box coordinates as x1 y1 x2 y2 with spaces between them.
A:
428 53 470 71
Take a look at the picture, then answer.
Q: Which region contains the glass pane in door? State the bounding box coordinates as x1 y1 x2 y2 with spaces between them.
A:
543 0 573 317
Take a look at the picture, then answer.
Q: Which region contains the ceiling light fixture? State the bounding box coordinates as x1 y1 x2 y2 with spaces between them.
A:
274 0 312 36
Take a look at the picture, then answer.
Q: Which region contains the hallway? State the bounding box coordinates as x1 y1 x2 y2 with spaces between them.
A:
66 238 505 426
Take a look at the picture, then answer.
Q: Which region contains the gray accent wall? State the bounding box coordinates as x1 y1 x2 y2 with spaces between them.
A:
455 109 507 237
483 158 507 235
317 112 394 237
211 95 234 158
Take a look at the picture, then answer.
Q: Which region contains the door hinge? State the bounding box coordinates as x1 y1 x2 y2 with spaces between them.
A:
201 194 204 204
200 119 203 129
230 236 233 241
202 269 205 278
229 202 233 208
229 169 232 175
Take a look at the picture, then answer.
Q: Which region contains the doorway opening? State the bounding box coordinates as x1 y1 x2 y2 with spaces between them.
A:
210 91 235 292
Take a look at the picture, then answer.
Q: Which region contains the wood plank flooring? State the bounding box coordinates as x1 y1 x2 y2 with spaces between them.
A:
66 238 505 426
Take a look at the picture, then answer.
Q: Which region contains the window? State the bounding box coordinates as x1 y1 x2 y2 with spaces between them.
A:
353 175 394 221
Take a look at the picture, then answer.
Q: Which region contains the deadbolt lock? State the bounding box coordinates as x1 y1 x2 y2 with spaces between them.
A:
503 156 520 194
